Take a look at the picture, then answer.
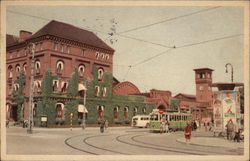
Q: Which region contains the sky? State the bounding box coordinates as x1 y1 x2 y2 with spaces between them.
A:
6 5 244 96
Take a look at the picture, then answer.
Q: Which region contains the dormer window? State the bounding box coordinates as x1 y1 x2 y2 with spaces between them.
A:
97 68 104 81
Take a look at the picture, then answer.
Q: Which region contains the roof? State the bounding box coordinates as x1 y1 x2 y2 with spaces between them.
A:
6 34 19 47
174 93 196 99
30 20 114 52
193 68 214 71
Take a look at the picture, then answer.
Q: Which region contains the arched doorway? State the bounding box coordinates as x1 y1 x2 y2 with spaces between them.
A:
157 105 166 111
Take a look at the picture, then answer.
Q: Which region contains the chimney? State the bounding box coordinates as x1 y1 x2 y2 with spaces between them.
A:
19 30 32 42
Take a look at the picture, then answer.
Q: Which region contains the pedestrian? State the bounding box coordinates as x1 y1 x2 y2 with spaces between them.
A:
193 121 197 131
100 119 105 133
184 121 192 143
225 119 234 140
104 119 109 129
234 119 240 142
165 121 169 133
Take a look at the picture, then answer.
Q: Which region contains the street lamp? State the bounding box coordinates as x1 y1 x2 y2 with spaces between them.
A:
225 63 234 82
27 43 35 134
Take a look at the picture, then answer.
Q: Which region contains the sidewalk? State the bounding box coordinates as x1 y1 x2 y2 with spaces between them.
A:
176 136 244 149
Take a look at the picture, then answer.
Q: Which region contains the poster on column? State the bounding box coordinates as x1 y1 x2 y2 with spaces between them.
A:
213 91 223 131
221 90 237 129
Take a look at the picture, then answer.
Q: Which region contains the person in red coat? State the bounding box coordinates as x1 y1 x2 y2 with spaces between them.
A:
185 121 192 143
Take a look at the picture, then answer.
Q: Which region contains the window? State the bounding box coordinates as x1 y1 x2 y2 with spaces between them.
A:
100 53 105 59
133 107 138 116
66 45 70 54
54 42 58 51
53 80 59 92
23 63 27 74
207 73 211 78
40 42 43 50
105 54 109 60
80 49 85 56
102 87 107 97
95 86 100 97
33 103 38 117
16 50 20 57
114 106 119 119
98 68 104 81
199 86 203 91
35 80 42 93
142 107 146 114
16 64 21 73
14 83 19 91
8 85 12 95
97 105 104 120
60 44 64 52
202 73 205 78
35 60 41 74
96 52 100 59
124 107 129 119
56 61 64 73
61 81 68 93
78 65 85 76
56 103 64 118
8 66 13 78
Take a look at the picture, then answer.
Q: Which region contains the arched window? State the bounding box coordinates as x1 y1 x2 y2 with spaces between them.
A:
124 106 129 119
33 103 38 117
98 68 104 81
102 87 107 97
23 63 27 74
78 65 85 76
95 86 100 97
133 107 138 116
56 61 64 73
100 53 105 59
35 60 41 74
61 81 68 93
56 103 64 118
142 107 146 114
97 105 104 120
53 80 59 92
15 64 21 73
96 52 100 59
114 106 119 119
8 66 13 78
14 83 19 91
35 80 42 93
105 54 109 60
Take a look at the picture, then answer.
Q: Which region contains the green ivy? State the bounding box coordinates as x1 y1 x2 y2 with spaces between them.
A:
169 98 180 111
11 71 25 122
67 69 79 97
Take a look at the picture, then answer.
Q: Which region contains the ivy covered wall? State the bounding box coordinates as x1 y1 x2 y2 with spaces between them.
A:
32 65 156 126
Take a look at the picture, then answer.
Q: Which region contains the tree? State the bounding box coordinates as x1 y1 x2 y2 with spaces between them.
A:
239 87 244 113
169 98 180 111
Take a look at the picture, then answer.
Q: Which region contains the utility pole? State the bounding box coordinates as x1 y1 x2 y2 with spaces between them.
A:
27 43 35 134
82 81 87 130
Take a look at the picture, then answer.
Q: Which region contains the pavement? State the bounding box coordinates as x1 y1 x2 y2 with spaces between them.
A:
176 133 244 149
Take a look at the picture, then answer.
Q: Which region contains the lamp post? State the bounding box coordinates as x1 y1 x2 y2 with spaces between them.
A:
27 43 35 134
225 63 234 82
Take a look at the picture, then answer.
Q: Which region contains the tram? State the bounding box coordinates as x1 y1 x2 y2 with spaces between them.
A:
149 109 192 132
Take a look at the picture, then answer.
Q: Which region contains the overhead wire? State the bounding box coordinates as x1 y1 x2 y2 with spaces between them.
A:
118 6 221 34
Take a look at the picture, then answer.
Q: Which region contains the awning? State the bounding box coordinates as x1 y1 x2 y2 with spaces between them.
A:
78 84 87 91
78 104 88 113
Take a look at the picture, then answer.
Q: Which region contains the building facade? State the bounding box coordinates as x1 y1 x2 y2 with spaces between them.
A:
6 20 155 126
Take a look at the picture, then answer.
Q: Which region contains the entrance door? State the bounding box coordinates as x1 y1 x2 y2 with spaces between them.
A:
10 105 18 121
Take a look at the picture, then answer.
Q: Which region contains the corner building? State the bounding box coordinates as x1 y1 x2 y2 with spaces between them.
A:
6 20 155 126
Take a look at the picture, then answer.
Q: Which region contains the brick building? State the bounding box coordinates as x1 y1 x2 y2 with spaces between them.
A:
6 20 155 126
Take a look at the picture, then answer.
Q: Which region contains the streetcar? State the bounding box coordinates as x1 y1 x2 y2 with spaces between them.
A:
131 115 150 128
149 109 192 132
